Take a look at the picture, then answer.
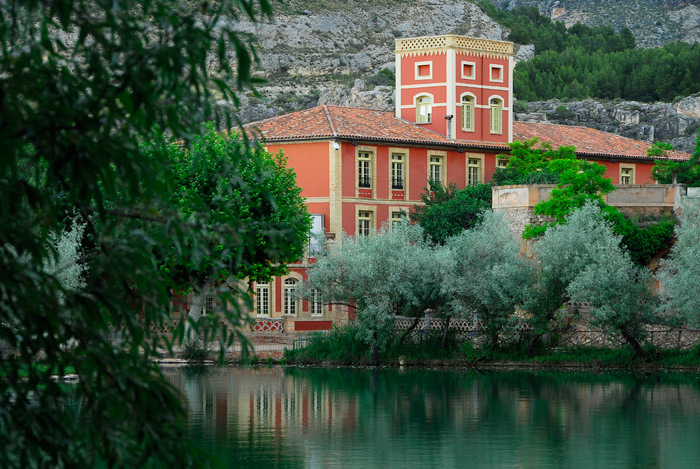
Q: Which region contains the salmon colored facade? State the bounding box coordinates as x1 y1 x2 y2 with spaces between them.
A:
238 34 690 328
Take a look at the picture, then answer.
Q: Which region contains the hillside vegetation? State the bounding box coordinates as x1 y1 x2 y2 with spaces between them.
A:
479 1 700 103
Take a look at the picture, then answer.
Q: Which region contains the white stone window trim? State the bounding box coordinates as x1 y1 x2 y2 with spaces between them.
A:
255 281 271 317
488 95 504 135
460 92 477 132
489 64 504 83
461 61 476 80
415 93 434 124
414 61 433 80
355 205 377 238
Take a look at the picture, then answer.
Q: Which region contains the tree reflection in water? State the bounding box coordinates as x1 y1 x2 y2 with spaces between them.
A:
160 367 700 468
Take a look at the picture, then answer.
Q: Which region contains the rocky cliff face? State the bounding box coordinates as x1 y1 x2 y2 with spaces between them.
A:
517 95 700 153
490 0 700 48
232 0 507 122
231 0 699 152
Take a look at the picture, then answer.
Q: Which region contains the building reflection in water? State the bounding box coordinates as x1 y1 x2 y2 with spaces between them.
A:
162 367 700 468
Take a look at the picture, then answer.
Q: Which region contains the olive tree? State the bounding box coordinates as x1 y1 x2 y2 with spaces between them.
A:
302 221 444 362
0 0 281 466
441 210 530 351
657 201 700 326
534 203 658 357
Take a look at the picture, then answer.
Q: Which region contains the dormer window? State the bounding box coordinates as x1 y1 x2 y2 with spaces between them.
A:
416 95 432 124
462 95 475 132
490 98 503 134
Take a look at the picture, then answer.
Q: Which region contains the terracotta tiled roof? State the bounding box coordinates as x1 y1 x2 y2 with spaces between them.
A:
513 121 689 161
247 106 690 161
247 105 463 147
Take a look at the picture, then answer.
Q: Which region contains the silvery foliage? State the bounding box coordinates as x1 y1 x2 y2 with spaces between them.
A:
42 218 87 293
657 200 700 326
441 210 529 346
302 220 443 349
541 203 657 344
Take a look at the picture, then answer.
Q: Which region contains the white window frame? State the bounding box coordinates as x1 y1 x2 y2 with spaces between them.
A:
414 61 433 80
467 158 481 186
461 61 476 80
490 64 504 83
496 157 509 169
357 210 372 237
389 208 406 230
358 151 371 189
203 295 214 315
391 153 405 190
311 288 324 316
284 278 298 316
429 155 443 184
461 94 476 132
416 95 433 124
489 97 503 135
255 282 270 317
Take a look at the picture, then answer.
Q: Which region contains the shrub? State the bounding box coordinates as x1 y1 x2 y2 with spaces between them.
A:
181 339 210 362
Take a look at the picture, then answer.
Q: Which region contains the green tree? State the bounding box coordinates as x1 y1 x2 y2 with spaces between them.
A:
533 203 658 358
441 211 530 352
652 137 700 187
657 201 700 327
410 180 492 244
144 125 311 337
302 221 444 363
0 0 281 466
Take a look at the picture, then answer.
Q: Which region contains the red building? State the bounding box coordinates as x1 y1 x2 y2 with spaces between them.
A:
243 34 689 326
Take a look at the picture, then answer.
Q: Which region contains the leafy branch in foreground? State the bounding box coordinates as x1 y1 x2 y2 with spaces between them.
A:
0 0 282 467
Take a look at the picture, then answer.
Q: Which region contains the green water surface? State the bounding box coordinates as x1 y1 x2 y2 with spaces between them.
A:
162 367 700 468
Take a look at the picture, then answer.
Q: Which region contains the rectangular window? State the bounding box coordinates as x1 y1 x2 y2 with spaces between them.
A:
468 158 481 186
284 280 297 316
204 295 214 315
391 154 404 190
358 211 372 237
358 152 371 188
429 156 443 183
415 61 433 80
391 211 404 229
496 158 509 168
620 167 634 185
255 283 270 316
461 62 475 80
311 289 323 316
490 65 503 82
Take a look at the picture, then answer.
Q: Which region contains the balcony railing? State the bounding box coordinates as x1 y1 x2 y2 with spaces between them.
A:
358 176 371 188
392 178 404 190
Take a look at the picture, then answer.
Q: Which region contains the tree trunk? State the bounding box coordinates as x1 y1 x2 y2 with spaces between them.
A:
526 332 543 356
184 278 215 340
620 328 647 360
490 333 499 354
398 316 422 346
371 330 380 365
441 315 451 350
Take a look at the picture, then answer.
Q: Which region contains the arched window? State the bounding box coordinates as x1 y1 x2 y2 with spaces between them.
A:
462 95 475 132
416 95 432 124
490 98 503 134
284 279 298 316
255 281 270 316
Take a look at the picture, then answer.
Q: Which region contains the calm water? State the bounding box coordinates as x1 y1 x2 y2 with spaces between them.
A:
162 367 700 468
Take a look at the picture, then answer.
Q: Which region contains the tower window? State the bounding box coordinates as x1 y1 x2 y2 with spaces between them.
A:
462 96 475 132
416 96 432 124
490 98 503 135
